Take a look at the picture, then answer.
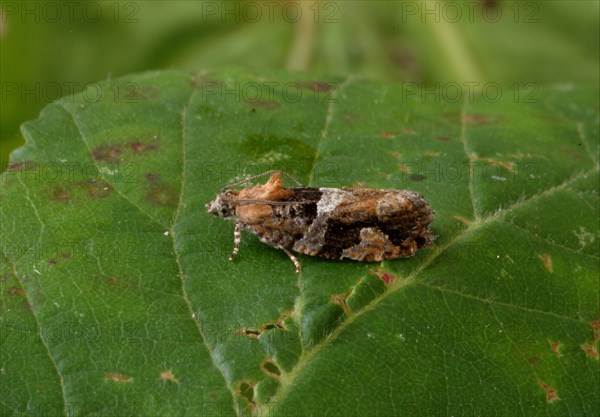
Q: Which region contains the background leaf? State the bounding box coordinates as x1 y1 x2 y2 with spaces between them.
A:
2 1 599 167
1 67 598 416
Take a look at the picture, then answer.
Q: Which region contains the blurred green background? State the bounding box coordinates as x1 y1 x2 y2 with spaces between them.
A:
1 0 598 168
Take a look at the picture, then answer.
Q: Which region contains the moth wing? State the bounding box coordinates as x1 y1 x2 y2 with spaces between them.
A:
293 189 434 260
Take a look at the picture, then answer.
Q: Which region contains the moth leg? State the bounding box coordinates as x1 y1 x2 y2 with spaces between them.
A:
229 223 241 261
281 248 302 273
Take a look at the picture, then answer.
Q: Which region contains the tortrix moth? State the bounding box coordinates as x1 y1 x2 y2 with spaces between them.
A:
206 170 435 273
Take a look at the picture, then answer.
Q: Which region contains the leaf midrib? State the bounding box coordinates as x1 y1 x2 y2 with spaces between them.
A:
172 79 239 409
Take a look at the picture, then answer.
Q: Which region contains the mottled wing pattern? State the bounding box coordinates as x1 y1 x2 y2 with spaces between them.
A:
292 188 434 261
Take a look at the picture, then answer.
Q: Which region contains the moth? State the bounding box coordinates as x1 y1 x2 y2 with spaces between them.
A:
206 170 435 273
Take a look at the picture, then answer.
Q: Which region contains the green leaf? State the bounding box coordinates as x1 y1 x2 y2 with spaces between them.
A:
1 68 598 416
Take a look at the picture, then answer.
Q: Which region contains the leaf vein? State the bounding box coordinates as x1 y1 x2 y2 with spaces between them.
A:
0 250 68 417
460 100 479 221
54 103 169 231
172 87 238 413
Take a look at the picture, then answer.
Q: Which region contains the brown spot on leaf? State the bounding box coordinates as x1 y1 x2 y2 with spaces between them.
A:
144 172 160 182
246 99 280 110
409 174 426 182
80 180 113 199
146 187 177 207
48 258 58 265
462 113 490 124
549 340 563 357
561 147 581 161
60 252 71 259
399 128 416 135
538 254 553 273
330 294 350 313
453 215 471 225
92 145 122 163
379 131 396 139
581 343 599 359
528 357 539 365
397 163 410 173
128 142 159 154
52 186 71 202
300 81 334 92
539 381 559 403
425 151 440 157
7 161 36 171
471 156 515 173
437 136 450 142
371 269 396 285
591 320 600 341
145 175 177 207
107 277 118 286
8 286 25 296
261 359 282 380
160 369 179 383
92 141 158 163
378 172 391 180
388 151 401 159
104 373 132 382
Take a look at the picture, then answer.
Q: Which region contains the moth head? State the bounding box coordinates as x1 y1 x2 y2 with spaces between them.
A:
205 191 239 218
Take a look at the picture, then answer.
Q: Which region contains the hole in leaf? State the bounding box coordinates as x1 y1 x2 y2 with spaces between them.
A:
236 311 295 340
263 323 284 331
237 328 261 339
238 381 255 405
261 359 281 380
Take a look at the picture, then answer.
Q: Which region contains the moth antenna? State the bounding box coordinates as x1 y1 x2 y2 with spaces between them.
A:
222 170 304 191
220 197 309 205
